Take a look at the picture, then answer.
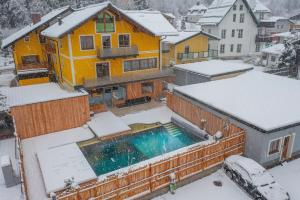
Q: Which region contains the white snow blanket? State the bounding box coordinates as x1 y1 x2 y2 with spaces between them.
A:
88 111 131 138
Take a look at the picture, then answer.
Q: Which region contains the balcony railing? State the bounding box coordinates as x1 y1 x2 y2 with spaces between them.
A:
18 62 48 71
97 45 139 59
177 50 218 63
255 35 273 43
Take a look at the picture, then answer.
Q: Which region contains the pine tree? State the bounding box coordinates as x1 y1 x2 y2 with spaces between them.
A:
133 0 149 10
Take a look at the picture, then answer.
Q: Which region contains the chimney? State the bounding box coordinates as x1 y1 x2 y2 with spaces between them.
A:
31 13 41 24
58 17 62 25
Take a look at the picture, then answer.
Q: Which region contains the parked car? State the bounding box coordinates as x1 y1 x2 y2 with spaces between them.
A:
223 155 290 200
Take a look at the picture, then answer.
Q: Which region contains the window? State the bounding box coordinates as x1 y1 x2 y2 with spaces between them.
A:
271 56 276 62
119 34 130 47
208 29 212 34
22 55 39 65
239 5 243 11
141 82 154 94
124 58 157 72
24 35 30 42
232 29 235 37
230 44 234 52
255 43 260 52
220 44 225 54
233 14 236 22
96 12 115 33
184 46 190 54
80 35 94 50
102 35 111 49
39 35 46 43
233 5 237 10
237 44 242 53
268 138 281 155
240 13 245 23
259 13 264 20
238 29 243 38
221 29 226 39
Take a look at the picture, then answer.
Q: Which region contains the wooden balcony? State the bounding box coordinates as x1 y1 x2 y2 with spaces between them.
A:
177 50 218 63
18 63 48 71
97 45 139 59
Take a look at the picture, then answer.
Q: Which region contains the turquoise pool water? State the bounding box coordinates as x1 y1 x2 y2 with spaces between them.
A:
80 123 203 176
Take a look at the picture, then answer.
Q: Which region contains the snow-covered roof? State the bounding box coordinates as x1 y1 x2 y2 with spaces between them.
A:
199 0 258 25
174 71 300 132
37 143 97 194
261 16 289 23
88 111 131 138
42 2 177 38
247 0 271 13
174 60 253 77
1 6 71 49
189 4 208 12
0 83 88 107
163 31 219 45
261 44 285 55
163 12 176 19
273 32 298 39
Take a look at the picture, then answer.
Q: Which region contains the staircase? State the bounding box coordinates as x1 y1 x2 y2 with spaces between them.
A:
163 123 182 137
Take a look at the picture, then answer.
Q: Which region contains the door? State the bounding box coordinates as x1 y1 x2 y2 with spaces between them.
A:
96 63 110 78
103 88 112 107
281 135 291 161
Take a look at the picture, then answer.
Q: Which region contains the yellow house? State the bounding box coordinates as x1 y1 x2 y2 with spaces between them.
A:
40 2 178 110
1 6 72 86
162 31 219 67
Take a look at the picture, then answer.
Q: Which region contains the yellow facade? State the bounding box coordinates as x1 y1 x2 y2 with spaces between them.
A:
162 34 209 67
19 77 49 86
55 11 161 87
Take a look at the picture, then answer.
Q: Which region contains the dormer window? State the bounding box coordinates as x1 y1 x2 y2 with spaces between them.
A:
233 5 237 10
96 12 115 33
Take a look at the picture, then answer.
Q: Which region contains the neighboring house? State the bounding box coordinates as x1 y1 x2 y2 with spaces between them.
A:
247 0 271 21
162 31 219 67
185 2 207 23
261 43 284 68
1 6 72 86
2 2 178 111
173 60 253 86
290 13 300 32
173 71 300 167
199 0 258 58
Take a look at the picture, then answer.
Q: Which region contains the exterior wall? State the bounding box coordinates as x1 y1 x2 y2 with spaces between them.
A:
203 0 258 58
11 95 90 139
19 77 50 86
58 11 161 87
174 69 210 86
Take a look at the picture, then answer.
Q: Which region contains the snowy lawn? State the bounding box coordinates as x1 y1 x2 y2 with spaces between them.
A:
269 158 300 200
154 170 251 200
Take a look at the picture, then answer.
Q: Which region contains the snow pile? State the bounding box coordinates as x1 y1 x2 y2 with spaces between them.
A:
261 44 285 55
121 106 173 125
174 60 253 77
88 111 131 138
164 31 200 44
0 83 88 107
175 71 300 131
1 6 70 48
37 143 97 194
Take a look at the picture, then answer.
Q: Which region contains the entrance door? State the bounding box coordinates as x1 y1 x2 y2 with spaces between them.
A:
281 135 291 161
96 63 110 78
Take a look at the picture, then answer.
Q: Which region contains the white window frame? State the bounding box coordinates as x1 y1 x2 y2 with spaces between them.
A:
79 35 95 51
101 34 112 49
118 33 131 48
267 137 282 156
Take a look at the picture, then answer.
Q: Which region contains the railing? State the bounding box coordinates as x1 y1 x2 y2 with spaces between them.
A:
18 63 48 71
98 45 139 59
177 50 218 63
255 35 273 43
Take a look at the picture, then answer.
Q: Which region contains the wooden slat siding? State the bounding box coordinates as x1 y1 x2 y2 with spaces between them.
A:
55 131 245 200
126 79 164 100
167 93 243 137
11 96 90 139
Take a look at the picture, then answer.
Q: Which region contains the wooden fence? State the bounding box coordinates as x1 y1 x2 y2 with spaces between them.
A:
55 131 245 200
11 95 90 139
167 92 243 137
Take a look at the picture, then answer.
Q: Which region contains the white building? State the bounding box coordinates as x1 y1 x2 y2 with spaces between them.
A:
261 43 285 68
186 2 207 23
199 0 258 58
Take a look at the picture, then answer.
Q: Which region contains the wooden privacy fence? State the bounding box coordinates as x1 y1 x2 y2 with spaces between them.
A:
55 132 245 200
167 92 244 137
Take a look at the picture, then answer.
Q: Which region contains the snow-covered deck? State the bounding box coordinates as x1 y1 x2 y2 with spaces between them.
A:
88 111 131 138
21 126 94 200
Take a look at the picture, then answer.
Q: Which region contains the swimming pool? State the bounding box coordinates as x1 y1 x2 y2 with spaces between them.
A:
79 123 204 176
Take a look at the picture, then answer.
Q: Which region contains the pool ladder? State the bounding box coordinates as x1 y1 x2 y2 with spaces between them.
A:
164 123 183 137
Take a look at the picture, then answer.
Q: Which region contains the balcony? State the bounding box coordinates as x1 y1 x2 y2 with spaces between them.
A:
97 45 139 59
256 35 273 43
18 62 48 71
177 50 218 63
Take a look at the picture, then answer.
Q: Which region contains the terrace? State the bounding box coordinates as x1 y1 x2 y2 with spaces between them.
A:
97 45 139 59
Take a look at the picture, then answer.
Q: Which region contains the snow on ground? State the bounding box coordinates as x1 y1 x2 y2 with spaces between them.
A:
269 158 300 200
121 106 172 125
22 126 94 200
88 111 131 138
0 72 15 87
0 138 23 200
154 170 251 200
